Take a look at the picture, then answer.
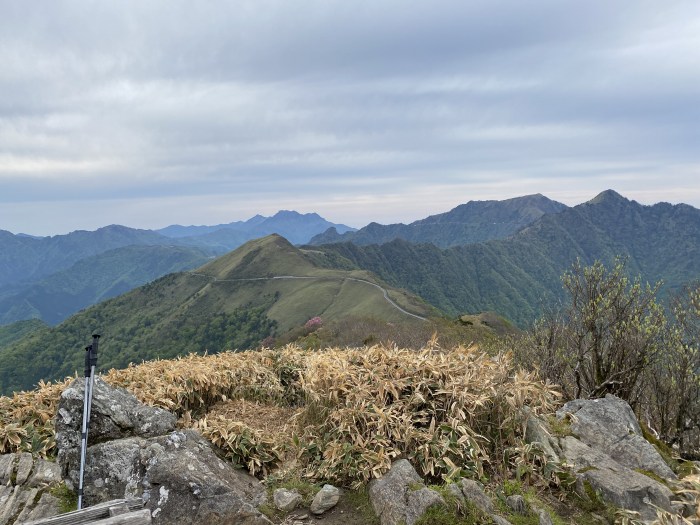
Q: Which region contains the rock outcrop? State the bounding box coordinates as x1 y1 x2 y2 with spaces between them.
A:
54 377 272 525
0 453 62 525
556 395 676 480
55 377 177 492
520 394 678 521
559 435 673 520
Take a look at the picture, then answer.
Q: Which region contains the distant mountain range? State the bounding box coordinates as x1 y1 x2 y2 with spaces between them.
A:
1 189 699 393
310 194 568 247
311 190 700 326
0 211 354 325
0 235 434 394
0 245 211 325
157 210 355 245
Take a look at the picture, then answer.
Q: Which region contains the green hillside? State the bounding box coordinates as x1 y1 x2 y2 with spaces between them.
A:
0 319 46 347
0 225 171 288
314 191 700 326
0 212 357 325
0 245 211 326
0 235 435 394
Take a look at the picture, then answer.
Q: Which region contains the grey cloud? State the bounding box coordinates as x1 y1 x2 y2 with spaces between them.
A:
0 1 699 234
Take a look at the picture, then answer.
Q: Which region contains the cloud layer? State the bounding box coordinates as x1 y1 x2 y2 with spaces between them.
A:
1 1 699 234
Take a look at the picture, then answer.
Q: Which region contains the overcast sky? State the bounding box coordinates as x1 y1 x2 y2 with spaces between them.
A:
1 1 699 235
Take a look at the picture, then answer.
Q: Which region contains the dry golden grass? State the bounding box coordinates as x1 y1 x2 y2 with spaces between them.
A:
205 399 299 437
0 379 70 456
290 343 560 486
1 343 560 487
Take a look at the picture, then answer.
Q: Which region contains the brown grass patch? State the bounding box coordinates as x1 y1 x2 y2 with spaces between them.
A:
1 343 560 488
206 398 300 437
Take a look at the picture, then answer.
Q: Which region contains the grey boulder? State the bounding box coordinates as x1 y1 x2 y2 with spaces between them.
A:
56 377 176 488
560 435 673 521
79 429 271 524
273 489 302 512
556 395 676 480
368 459 445 525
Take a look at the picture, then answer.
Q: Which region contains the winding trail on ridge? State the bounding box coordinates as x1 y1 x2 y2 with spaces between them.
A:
186 272 427 321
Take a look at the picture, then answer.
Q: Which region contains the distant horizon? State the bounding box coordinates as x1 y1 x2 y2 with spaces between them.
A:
5 188 695 237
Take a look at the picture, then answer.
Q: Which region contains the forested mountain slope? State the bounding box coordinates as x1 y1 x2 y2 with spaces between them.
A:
315 191 700 326
0 245 211 325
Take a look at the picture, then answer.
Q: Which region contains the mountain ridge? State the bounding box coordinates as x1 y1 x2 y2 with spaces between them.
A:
156 210 356 244
0 211 358 326
309 193 567 247
312 191 700 326
0 245 212 326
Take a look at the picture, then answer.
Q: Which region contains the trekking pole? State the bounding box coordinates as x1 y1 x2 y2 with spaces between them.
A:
77 334 100 510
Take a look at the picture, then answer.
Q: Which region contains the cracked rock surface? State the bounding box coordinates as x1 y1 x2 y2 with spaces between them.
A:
54 377 272 524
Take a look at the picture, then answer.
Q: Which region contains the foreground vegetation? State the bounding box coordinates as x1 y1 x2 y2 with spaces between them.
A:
3 341 699 524
0 344 558 484
503 258 700 455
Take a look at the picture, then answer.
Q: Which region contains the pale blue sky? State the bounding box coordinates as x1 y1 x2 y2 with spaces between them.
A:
1 0 699 235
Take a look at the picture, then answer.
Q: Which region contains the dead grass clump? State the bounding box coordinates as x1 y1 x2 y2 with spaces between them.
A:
1 343 559 490
105 351 285 415
206 399 299 437
293 344 560 487
0 378 71 456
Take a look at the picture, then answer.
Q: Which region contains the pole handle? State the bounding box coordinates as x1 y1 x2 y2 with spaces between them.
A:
90 334 100 368
84 346 91 377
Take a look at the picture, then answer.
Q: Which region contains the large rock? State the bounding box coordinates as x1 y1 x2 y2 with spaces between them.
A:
523 408 561 464
368 459 445 525
0 455 15 486
556 395 676 480
76 429 271 524
459 479 513 524
273 489 302 512
309 484 340 515
55 377 177 488
458 479 493 514
54 377 272 525
560 435 673 521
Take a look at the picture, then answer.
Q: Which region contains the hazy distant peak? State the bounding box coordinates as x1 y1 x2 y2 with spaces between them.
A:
509 193 556 203
245 214 267 225
587 189 628 205
270 210 301 218
269 210 323 220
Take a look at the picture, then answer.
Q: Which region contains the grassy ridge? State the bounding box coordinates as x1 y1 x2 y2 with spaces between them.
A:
0 235 435 394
